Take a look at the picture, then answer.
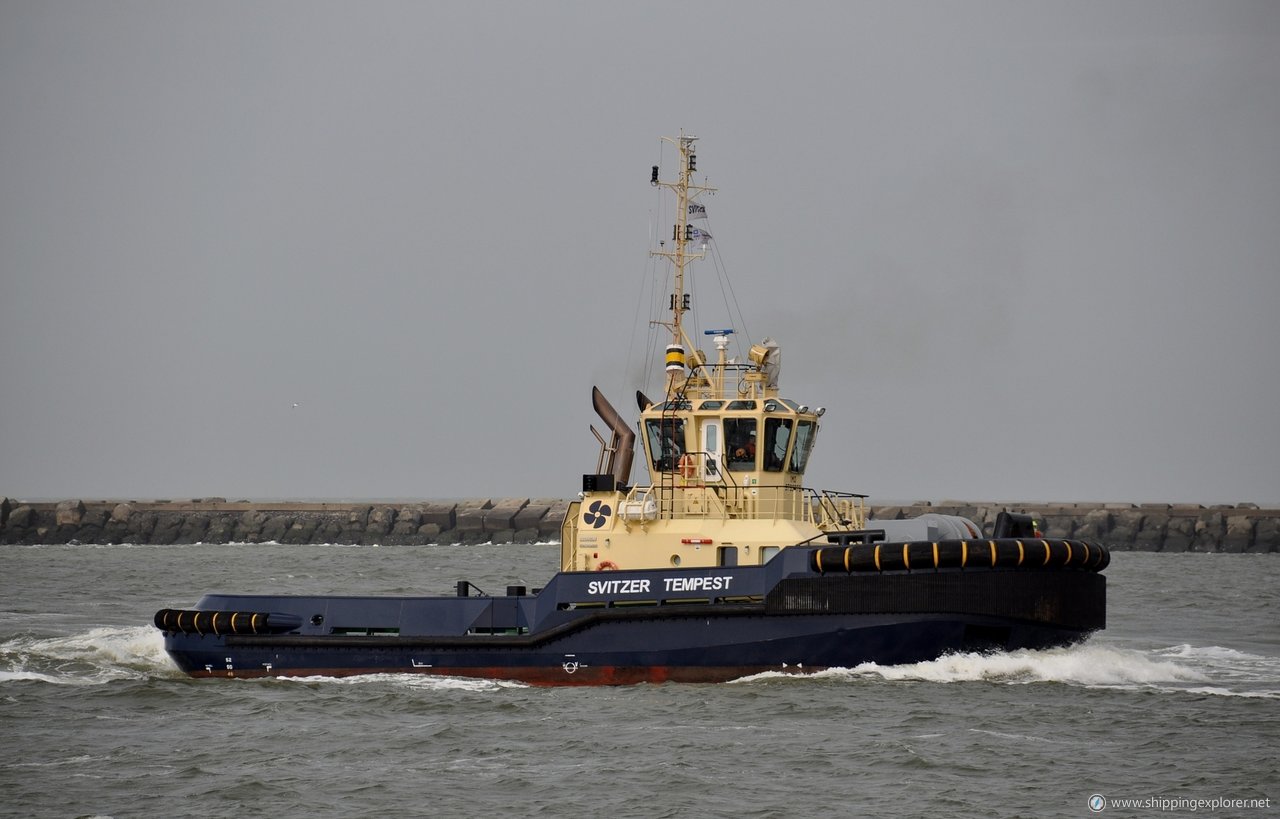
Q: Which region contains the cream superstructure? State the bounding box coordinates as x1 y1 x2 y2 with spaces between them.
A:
560 134 865 573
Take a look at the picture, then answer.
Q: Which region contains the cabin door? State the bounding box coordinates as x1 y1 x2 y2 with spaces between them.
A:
701 421 721 481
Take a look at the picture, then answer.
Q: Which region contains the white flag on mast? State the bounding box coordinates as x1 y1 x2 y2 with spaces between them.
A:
687 202 711 242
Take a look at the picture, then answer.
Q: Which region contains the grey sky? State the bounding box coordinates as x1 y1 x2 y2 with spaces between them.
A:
1 1 1277 505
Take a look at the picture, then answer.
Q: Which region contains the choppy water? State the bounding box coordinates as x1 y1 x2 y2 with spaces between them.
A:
2 544 1277 818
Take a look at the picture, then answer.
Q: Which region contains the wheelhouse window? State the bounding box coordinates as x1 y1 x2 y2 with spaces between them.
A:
703 423 720 478
725 418 757 471
763 418 793 472
789 420 817 472
645 418 685 472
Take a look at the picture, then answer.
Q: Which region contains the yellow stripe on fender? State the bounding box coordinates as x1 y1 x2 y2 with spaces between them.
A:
844 548 851 573
1016 540 1025 567
961 541 968 567
988 540 997 567
932 542 939 568
903 543 910 570
1040 540 1051 566
874 545 882 572
1064 541 1073 566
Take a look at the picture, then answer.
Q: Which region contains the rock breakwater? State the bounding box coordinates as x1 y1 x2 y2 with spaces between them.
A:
0 498 568 547
1 497 1276 553
873 501 1279 554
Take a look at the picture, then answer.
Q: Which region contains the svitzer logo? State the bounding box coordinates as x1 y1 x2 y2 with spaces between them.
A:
583 499 611 529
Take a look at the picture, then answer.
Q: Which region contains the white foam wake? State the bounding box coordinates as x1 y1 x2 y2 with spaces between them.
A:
0 625 175 685
737 641 1279 698
840 643 1209 687
270 672 529 691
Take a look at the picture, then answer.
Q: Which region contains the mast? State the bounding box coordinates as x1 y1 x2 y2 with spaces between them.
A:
651 132 716 396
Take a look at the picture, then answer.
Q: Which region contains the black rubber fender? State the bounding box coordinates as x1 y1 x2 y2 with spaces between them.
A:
810 538 1110 575
153 608 302 635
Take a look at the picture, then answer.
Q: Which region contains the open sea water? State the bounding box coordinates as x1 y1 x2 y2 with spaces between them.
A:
2 543 1276 818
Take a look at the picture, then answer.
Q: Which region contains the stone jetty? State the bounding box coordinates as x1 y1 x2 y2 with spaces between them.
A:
0 497 1276 553
0 498 568 547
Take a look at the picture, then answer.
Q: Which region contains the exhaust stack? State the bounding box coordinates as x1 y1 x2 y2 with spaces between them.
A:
591 387 636 488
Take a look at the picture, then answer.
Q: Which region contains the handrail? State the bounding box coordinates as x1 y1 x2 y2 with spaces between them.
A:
625 477 866 528
627 450 744 521
805 488 868 531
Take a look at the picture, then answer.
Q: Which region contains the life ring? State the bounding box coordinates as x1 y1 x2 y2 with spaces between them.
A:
678 453 697 479
597 560 620 571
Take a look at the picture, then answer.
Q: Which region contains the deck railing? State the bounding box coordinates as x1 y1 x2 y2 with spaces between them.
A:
620 481 865 531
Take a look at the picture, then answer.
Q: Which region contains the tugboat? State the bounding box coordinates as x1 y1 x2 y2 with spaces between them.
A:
155 133 1107 684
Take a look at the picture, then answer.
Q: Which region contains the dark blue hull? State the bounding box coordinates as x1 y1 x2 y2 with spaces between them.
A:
157 540 1108 685
164 612 1093 684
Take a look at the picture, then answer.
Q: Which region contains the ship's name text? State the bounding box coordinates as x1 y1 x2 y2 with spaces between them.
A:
586 576 734 596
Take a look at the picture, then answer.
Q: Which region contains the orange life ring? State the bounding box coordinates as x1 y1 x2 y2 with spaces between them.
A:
597 560 619 571
678 453 697 479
